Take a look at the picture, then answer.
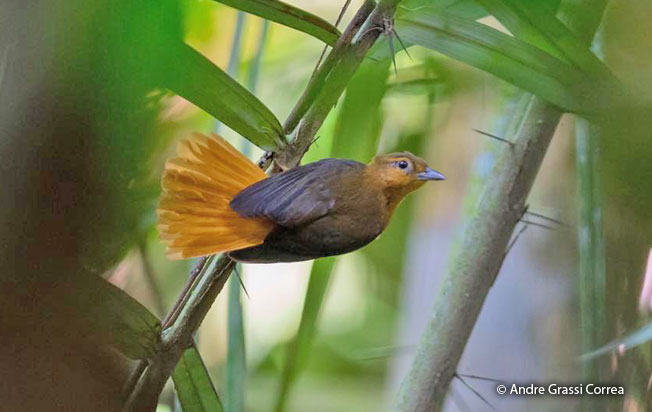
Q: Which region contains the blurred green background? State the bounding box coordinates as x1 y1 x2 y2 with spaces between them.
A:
2 0 652 411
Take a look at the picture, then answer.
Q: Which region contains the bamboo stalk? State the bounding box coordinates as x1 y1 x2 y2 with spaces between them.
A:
222 13 248 412
215 11 247 134
226 268 246 412
273 258 335 412
575 118 606 377
396 96 562 411
395 2 608 409
558 2 608 409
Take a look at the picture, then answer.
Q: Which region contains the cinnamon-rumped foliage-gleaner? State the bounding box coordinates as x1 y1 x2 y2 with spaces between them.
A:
158 133 444 263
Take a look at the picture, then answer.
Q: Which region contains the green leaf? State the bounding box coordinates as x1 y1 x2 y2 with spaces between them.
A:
274 257 335 412
331 59 392 160
581 322 652 361
163 44 286 151
84 277 162 360
214 0 340 46
371 0 487 60
173 346 225 412
444 0 488 19
396 11 595 112
474 0 611 79
399 0 488 20
385 58 453 97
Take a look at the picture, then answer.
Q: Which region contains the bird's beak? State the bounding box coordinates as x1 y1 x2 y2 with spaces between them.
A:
417 167 446 181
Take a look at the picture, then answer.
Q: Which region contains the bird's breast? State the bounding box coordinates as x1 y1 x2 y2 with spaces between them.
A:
229 184 390 263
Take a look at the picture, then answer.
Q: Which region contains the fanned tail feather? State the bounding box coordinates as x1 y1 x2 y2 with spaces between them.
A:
157 133 274 259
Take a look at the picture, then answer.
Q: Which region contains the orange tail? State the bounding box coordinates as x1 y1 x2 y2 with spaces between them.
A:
157 133 275 259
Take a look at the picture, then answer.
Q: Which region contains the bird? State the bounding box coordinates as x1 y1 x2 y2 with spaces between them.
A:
157 133 444 263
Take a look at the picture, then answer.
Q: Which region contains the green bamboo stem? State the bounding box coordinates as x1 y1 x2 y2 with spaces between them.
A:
575 119 606 373
246 20 270 94
138 239 166 317
226 270 246 412
395 2 608 410
396 96 562 411
215 11 247 133
225 17 271 412
276 0 401 169
223 13 248 412
273 258 335 412
558 1 608 409
282 0 375 135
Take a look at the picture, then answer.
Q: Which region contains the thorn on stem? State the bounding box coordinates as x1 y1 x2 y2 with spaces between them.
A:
361 17 411 75
393 29 412 61
473 128 514 146
310 134 322 149
525 210 567 227
233 265 251 300
389 34 398 76
457 372 510 385
454 374 498 412
504 224 528 257
307 0 352 83
449 387 473 412
519 218 558 231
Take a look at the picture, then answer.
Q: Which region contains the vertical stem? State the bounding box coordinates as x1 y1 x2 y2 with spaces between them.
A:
218 13 249 412
575 119 606 397
226 270 246 412
215 11 247 133
395 2 610 410
396 97 562 411
225 19 270 412
138 239 166 317
246 20 270 94
558 2 607 408
273 258 335 412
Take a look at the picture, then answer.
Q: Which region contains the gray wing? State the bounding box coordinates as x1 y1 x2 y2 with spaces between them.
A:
230 158 364 228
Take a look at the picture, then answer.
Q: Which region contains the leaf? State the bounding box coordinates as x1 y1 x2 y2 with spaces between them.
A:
580 322 652 361
331 59 392 160
84 277 162 360
214 0 340 46
395 10 597 112
173 345 225 412
370 0 488 61
163 44 286 151
474 0 611 79
444 0 488 19
399 0 489 20
385 58 453 97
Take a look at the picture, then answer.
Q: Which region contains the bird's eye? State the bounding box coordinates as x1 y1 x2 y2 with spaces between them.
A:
397 160 409 170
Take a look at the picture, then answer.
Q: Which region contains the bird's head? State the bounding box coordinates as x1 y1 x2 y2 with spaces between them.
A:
367 152 445 199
